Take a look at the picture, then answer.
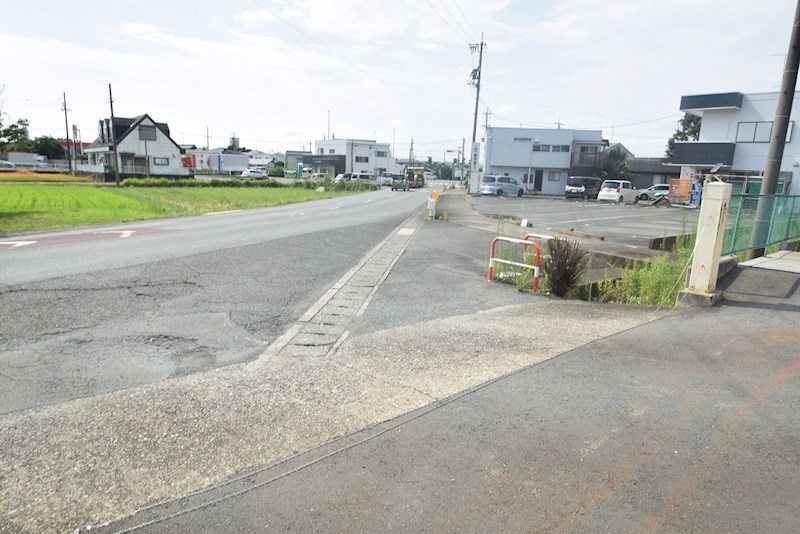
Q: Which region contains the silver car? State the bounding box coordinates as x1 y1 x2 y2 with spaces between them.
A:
479 175 525 196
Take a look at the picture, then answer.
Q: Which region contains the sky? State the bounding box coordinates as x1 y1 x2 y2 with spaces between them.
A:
0 0 797 160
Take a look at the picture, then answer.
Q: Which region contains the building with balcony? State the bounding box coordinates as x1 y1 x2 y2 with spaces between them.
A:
310 138 396 177
84 114 188 180
483 127 607 195
667 91 799 194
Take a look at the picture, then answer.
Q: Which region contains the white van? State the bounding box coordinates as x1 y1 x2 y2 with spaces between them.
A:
597 180 633 203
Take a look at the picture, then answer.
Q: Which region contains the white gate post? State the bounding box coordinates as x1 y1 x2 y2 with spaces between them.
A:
677 180 733 307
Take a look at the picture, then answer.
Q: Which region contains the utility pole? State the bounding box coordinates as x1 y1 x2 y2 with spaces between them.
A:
61 92 73 174
327 110 330 140
751 0 800 258
108 84 121 186
469 34 485 193
461 137 465 185
206 126 210 150
409 138 414 165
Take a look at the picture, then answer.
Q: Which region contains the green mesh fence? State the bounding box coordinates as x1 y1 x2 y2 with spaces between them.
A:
723 195 800 255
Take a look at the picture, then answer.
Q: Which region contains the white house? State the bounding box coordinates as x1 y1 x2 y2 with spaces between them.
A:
312 138 396 176
84 114 188 179
482 127 606 195
668 91 800 194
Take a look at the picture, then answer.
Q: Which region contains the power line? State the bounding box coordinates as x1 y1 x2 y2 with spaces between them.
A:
435 0 476 42
422 0 472 43
248 0 447 116
452 0 480 40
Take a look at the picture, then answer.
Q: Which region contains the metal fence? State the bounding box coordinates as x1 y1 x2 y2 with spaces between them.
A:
722 194 800 255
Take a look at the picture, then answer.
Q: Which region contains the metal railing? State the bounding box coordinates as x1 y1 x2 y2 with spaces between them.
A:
722 194 800 255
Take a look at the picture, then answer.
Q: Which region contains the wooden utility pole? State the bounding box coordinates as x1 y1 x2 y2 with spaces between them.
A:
61 92 73 174
109 83 121 186
751 0 800 257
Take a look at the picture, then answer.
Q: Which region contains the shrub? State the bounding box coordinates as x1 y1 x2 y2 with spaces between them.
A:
543 237 589 297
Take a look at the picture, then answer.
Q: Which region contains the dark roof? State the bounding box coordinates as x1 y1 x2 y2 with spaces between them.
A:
628 157 682 175
113 115 172 143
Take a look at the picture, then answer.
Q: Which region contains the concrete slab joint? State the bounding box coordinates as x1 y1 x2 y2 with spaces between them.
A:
276 215 421 357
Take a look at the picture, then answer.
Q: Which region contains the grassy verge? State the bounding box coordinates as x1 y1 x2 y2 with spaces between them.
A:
0 173 92 183
0 184 353 234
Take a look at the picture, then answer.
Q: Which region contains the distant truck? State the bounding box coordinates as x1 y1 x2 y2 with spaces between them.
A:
406 166 426 188
7 152 47 167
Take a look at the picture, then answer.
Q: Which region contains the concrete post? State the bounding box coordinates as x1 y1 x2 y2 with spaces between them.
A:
677 181 733 307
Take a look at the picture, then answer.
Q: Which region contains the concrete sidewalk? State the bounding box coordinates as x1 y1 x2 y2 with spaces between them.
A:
3 189 799 533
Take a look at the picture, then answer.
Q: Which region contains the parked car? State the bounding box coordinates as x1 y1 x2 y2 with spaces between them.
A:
241 168 267 179
0 161 16 169
564 176 603 200
390 174 409 191
636 183 670 201
351 172 376 182
597 179 633 203
379 172 394 186
334 172 352 182
309 173 331 180
479 175 525 197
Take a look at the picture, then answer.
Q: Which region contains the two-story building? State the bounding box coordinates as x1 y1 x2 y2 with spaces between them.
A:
668 91 799 194
481 127 607 195
308 139 396 177
84 114 188 180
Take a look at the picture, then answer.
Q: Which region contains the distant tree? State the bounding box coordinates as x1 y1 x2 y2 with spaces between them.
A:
32 136 65 160
666 114 701 157
593 146 633 181
0 118 34 152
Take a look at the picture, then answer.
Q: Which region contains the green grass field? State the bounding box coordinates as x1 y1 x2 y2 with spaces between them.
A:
0 185 351 234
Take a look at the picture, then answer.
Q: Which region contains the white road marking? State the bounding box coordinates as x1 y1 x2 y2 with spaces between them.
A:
0 241 36 249
204 210 242 216
100 230 135 239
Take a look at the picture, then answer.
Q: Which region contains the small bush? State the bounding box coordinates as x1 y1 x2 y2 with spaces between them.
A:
543 238 589 297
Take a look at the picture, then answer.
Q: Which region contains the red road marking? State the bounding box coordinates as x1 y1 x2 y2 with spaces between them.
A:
0 227 168 250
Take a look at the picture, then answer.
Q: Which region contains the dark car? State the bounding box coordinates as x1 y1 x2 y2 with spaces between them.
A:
565 176 603 199
390 174 409 191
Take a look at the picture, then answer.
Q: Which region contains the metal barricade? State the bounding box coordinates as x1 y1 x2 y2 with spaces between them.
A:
488 236 541 292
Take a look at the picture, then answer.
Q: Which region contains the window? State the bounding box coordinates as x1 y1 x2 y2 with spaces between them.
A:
375 150 388 157
355 156 369 162
153 157 169 166
328 149 335 154
138 125 157 141
736 121 793 142
546 170 564 182
532 144 551 152
551 145 570 153
318 148 324 155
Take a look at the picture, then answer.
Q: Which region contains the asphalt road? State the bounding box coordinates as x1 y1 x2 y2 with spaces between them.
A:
0 187 427 414
471 195 699 247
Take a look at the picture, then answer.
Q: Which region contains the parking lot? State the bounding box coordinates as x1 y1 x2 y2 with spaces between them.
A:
470 195 699 248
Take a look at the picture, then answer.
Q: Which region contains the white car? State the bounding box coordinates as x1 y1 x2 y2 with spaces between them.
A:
379 172 393 186
636 184 670 201
241 168 267 179
597 180 633 203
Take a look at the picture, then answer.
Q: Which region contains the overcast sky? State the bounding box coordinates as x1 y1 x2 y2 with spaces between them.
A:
1 0 796 160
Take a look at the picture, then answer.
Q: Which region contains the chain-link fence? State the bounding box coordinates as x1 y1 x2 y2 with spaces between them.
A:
723 195 800 255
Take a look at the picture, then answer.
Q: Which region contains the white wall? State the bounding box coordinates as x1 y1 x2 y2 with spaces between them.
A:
117 117 184 175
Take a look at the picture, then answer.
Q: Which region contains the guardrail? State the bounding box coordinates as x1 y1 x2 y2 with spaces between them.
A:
488 236 541 292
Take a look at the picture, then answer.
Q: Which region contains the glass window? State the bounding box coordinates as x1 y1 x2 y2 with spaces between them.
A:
138 125 157 141
153 157 168 166
328 149 335 154
754 122 772 142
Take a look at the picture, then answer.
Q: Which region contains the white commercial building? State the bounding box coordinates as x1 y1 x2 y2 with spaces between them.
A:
313 139 396 176
482 127 606 195
669 91 800 194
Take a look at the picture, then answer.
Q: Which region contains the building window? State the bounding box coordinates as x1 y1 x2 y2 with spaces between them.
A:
318 148 324 155
513 137 532 142
375 150 387 157
153 157 169 166
532 145 551 152
736 121 793 142
547 170 564 182
355 156 369 163
139 125 157 141
551 145 570 153
328 149 335 154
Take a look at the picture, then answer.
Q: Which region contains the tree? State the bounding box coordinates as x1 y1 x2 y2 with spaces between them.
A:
593 146 633 181
32 136 66 160
666 113 701 157
0 118 34 153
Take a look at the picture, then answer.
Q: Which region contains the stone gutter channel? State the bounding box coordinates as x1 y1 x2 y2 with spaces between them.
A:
274 214 422 358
